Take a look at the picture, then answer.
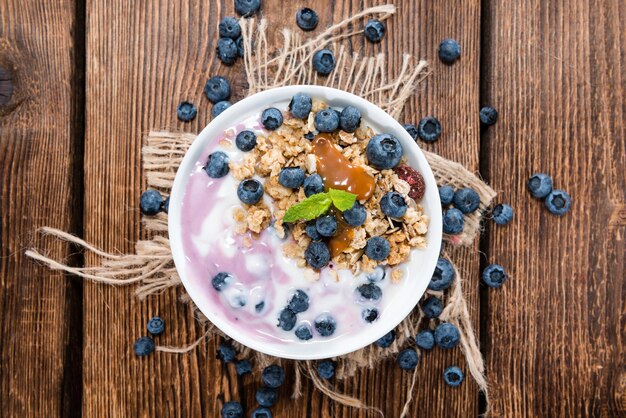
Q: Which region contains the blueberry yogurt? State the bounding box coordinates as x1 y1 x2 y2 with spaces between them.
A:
179 97 430 345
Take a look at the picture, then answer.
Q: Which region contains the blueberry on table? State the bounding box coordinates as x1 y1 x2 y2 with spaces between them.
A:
402 123 419 141
438 185 455 206
312 49 336 75
480 106 498 126
434 322 460 349
216 342 237 362
397 348 419 370
235 0 261 17
422 296 444 319
235 359 252 375
527 173 553 199
217 37 238 65
380 191 408 218
288 289 310 313
279 167 305 189
221 401 244 418
453 187 480 214
314 108 340 132
316 360 336 379
357 283 383 301
315 215 337 237
314 314 337 337
438 38 461 64
176 101 197 122
212 100 232 117
366 133 403 169
443 366 465 387
428 258 455 291
256 386 278 407
296 7 319 31
133 336 155 357
212 272 233 291
375 330 395 348
277 308 297 331
205 151 230 178
305 221 322 240
303 173 324 197
289 92 313 118
261 107 283 130
161 196 170 214
262 364 286 388
236 36 245 57
295 323 313 341
146 316 165 335
415 330 435 350
235 130 257 151
219 17 241 39
251 407 273 418
237 179 264 205
482 264 507 288
492 203 514 225
140 189 163 215
364 19 386 43
304 241 331 269
204 76 231 103
364 236 391 261
362 307 379 323
343 201 366 226
417 116 442 142
545 190 571 216
442 207 465 235
339 105 362 133
366 266 386 282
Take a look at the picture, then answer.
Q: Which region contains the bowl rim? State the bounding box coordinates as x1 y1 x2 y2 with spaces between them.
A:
169 85 442 360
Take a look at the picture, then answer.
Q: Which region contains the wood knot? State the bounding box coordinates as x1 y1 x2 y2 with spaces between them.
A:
0 67 13 107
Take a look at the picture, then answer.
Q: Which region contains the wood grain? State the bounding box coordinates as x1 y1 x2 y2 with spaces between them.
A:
481 0 625 416
0 0 83 416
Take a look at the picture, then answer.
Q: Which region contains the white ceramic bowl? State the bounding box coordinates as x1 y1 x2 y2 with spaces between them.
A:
169 85 442 360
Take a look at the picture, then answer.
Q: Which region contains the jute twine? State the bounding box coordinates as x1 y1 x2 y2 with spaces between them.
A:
26 5 495 416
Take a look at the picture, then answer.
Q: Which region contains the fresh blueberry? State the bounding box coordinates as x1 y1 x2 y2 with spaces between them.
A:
140 189 163 215
261 107 283 130
442 208 465 235
343 201 366 226
314 108 340 132
296 8 319 31
217 38 238 65
221 401 244 418
289 93 313 118
366 266 386 282
177 101 197 122
492 203 514 225
251 407 273 418
147 317 165 335
434 322 460 349
212 272 233 291
295 323 313 341
262 364 286 388
255 387 278 407
235 359 252 375
439 185 455 206
216 342 237 362
288 290 309 313
415 330 435 350
453 188 480 213
235 130 257 151
443 366 465 387
303 174 324 197
362 308 379 323
527 173 553 198
305 221 321 240
235 0 261 17
133 336 155 356
314 314 336 337
339 106 361 133
159 198 169 215
312 49 336 75
482 264 507 288
316 360 335 379
255 301 265 313
212 100 232 117
364 19 385 43
236 36 245 57
438 38 461 64
545 190 571 216
204 76 231 103
421 297 443 318
237 179 264 205
315 215 337 237
428 258 455 291
364 236 391 261
480 106 498 126
279 167 305 189
277 308 297 331
380 191 407 218
403 123 419 141
357 283 382 301
304 132 315 141
304 241 331 269
219 17 241 39
417 116 442 142
375 330 396 348
397 348 419 370
366 134 403 169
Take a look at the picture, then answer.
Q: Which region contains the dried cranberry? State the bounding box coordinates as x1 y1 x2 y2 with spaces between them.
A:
394 164 425 200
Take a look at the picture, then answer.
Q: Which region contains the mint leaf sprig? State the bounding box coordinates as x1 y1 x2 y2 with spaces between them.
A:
283 188 357 223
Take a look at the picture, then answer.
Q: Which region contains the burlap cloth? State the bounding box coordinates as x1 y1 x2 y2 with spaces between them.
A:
26 5 495 417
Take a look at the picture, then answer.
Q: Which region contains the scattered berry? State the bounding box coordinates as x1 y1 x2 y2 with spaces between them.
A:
288 290 310 313
279 167 306 189
403 123 419 141
492 203 514 225
357 283 382 301
545 190 571 216
376 330 396 348
235 130 257 151
295 323 313 341
304 241 331 269
394 164 426 200
365 236 390 261
289 93 313 118
133 336 155 356
439 185 455 205
261 107 283 130
251 407 273 418
364 19 385 43
235 0 261 17
453 187 480 214
212 100 232 117
366 266 385 282
216 343 236 363
212 272 233 291
362 308 379 322
343 201 366 226
140 189 163 215
422 297 443 318
305 221 321 240
380 191 408 218
314 314 337 337
221 401 244 418
317 360 336 379
312 49 336 75
304 132 315 140
205 76 231 103
277 308 297 331
442 207 465 235
235 359 252 375
482 264 507 288
262 364 286 388
177 101 197 122
315 215 337 237
217 38 238 65
161 196 170 214
434 322 460 349
527 173 553 199
438 39 461 64
443 366 464 387
303 174 324 197
415 330 435 350
480 106 498 126
366 134 403 169
255 387 278 407
237 179 264 205
428 258 455 291
417 116 442 142
397 348 419 370
147 317 165 335
314 108 340 132
219 17 241 39
236 37 244 57
296 8 319 31
339 106 362 132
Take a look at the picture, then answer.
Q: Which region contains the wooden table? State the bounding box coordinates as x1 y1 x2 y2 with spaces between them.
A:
1 0 624 416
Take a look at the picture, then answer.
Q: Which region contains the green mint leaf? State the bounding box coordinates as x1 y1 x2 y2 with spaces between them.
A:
328 188 357 212
283 193 332 222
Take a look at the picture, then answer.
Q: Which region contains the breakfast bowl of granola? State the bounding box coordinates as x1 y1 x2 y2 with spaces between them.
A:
169 85 442 360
